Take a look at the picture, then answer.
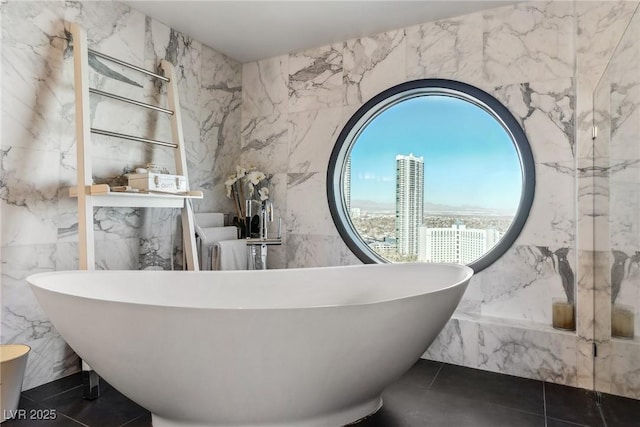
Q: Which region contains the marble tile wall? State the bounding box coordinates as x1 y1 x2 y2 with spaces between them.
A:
239 0 639 397
425 314 579 385
591 3 640 399
1 1 241 389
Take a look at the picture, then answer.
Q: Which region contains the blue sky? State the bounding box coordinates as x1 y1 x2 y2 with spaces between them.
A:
349 95 523 212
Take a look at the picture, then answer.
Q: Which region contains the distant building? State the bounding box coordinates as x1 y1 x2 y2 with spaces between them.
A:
369 239 397 257
395 153 424 256
418 222 501 264
350 207 361 219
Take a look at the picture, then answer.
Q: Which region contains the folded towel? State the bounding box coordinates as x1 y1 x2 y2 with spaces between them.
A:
212 239 248 270
194 212 225 228
198 226 238 244
198 226 238 270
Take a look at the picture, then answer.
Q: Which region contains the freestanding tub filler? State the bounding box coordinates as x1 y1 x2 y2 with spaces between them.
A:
28 263 473 427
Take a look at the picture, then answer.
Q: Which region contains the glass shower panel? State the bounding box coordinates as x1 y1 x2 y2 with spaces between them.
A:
593 4 640 399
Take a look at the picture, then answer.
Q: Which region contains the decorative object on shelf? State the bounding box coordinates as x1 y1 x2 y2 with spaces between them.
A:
552 298 575 331
612 304 635 339
539 246 576 331
225 165 270 236
145 163 161 174
611 250 638 339
127 171 187 194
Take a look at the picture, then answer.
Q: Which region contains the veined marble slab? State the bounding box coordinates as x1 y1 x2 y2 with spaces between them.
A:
406 13 483 86
242 55 289 119
288 107 342 174
483 1 574 86
289 43 343 113
425 314 578 386
343 29 406 106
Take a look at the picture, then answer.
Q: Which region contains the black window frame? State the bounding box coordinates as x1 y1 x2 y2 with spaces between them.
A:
326 78 535 273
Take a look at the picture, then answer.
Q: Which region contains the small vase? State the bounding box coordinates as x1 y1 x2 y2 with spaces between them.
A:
232 217 246 239
552 298 575 331
611 304 635 339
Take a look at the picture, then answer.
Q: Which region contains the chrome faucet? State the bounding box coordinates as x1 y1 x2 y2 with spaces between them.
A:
260 200 273 239
246 199 282 270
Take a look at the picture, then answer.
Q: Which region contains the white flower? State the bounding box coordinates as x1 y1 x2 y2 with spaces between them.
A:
225 165 270 203
224 175 238 198
246 170 266 186
235 165 247 178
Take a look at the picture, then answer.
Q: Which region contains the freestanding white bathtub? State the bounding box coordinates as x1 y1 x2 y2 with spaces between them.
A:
28 263 472 427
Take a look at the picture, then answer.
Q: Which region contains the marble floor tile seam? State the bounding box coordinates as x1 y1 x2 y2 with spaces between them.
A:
39 385 84 403
423 386 548 419
426 362 445 389
19 386 145 427
119 413 150 427
19 395 92 427
542 379 548 421
425 370 546 417
430 365 547 405
22 373 84 402
545 417 595 427
595 402 608 427
56 413 91 427
542 382 606 426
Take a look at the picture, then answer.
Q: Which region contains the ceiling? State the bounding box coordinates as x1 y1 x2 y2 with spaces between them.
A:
122 1 515 63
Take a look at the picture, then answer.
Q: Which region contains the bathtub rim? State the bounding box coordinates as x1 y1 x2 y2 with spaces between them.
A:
27 262 473 311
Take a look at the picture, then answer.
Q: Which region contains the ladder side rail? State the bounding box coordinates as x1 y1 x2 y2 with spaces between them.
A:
160 60 199 271
71 23 101 401
71 23 95 271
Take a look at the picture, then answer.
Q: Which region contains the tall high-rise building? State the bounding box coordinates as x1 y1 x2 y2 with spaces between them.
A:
344 156 351 213
395 153 424 256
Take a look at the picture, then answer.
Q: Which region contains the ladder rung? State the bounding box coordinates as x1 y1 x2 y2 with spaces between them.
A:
89 88 174 115
90 128 178 148
88 49 169 82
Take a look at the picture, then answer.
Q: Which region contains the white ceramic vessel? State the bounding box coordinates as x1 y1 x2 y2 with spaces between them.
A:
1 344 31 423
28 263 472 427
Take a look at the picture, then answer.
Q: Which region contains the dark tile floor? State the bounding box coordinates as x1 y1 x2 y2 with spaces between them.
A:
6 360 640 427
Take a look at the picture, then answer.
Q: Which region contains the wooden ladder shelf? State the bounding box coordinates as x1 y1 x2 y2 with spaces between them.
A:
70 22 200 271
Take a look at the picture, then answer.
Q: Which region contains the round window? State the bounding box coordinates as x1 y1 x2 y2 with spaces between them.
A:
327 79 535 272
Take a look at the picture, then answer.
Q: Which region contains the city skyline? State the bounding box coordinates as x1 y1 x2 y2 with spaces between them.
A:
349 95 523 211
348 134 514 265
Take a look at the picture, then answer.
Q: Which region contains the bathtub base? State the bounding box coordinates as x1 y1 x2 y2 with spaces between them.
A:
151 396 382 427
